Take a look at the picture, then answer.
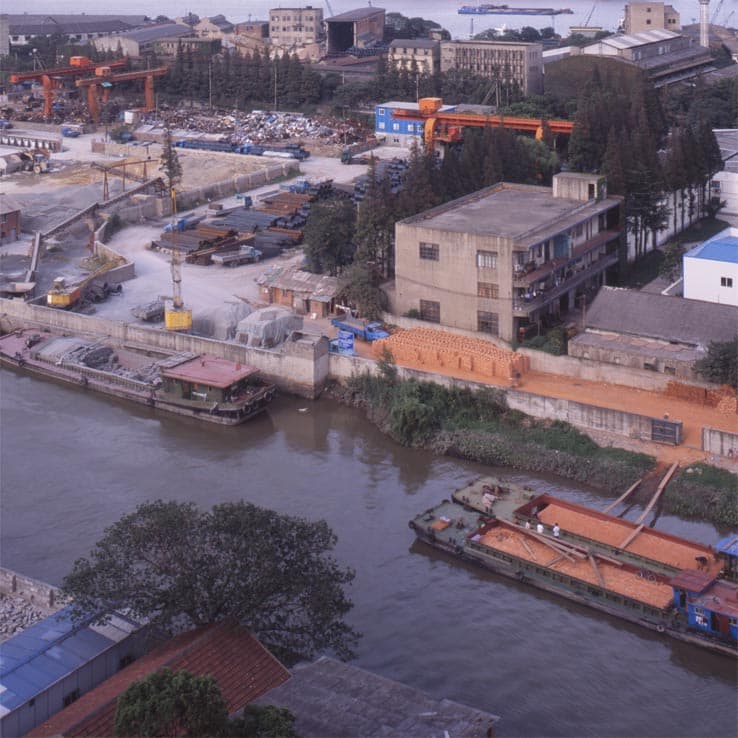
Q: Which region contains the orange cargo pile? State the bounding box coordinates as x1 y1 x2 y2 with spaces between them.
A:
373 328 529 379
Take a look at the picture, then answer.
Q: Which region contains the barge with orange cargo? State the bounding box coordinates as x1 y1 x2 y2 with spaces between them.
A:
409 477 738 657
0 328 275 425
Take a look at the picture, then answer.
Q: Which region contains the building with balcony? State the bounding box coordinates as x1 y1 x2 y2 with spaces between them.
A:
268 6 324 48
388 39 440 76
623 2 681 34
393 173 623 343
440 40 543 96
683 227 738 307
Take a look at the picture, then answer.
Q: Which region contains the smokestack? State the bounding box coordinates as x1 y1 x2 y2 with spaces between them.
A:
699 0 710 48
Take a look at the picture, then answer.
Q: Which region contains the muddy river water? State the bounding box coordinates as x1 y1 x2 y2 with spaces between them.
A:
1 368 736 737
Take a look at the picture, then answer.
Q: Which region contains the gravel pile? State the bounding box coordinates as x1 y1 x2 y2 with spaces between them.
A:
0 593 47 642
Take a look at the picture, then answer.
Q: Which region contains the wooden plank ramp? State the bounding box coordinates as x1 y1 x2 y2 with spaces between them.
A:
603 477 643 515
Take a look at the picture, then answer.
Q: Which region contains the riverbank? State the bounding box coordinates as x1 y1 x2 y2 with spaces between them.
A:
328 371 738 527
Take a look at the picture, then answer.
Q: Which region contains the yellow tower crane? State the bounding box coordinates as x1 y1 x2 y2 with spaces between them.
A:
164 188 193 331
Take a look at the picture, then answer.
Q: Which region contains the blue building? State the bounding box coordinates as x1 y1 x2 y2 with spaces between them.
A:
374 101 455 147
0 606 147 737
670 567 738 644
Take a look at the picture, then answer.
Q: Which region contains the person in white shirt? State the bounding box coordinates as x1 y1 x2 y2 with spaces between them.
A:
553 523 561 538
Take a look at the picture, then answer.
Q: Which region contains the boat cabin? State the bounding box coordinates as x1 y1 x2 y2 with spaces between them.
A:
669 570 738 643
159 356 259 404
715 535 738 581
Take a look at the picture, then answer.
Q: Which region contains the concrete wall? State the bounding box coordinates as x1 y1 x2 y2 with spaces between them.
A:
0 299 329 398
702 426 738 458
684 251 738 306
0 567 61 611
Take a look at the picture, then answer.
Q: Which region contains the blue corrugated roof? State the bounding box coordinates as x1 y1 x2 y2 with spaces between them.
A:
715 534 738 557
685 231 738 264
0 606 115 712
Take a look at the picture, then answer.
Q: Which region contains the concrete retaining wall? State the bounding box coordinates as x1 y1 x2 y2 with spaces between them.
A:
0 299 329 398
0 567 61 611
702 427 738 458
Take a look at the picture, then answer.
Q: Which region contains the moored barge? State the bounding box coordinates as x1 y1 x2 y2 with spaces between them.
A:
0 328 276 425
410 477 738 657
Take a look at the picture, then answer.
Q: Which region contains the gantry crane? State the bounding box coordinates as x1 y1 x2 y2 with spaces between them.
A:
392 97 574 153
9 56 128 118
75 66 168 122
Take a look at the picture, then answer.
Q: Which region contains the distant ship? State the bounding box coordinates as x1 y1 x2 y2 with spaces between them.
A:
459 4 575 15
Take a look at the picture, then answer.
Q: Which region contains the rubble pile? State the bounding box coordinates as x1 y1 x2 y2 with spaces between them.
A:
0 593 46 641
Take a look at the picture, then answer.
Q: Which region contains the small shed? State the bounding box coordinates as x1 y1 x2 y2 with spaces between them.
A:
258 267 339 317
0 193 23 241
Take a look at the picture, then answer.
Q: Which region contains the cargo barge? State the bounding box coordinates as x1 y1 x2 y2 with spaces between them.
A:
410 477 738 657
458 5 574 15
0 328 276 425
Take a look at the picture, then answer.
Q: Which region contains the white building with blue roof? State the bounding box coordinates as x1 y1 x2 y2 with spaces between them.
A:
0 605 147 737
683 227 738 307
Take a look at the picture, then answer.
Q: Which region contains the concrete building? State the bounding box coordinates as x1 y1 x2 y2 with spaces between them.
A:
374 100 456 147
154 36 221 58
325 7 386 55
93 24 193 58
440 40 543 96
580 29 713 86
623 2 681 34
0 606 147 738
269 6 324 48
393 173 623 343
2 14 146 48
683 228 738 306
388 39 441 76
0 194 22 240
235 20 270 40
711 129 738 216
568 287 738 380
193 15 234 40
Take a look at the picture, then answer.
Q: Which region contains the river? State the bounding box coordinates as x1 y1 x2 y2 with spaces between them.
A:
1 368 736 737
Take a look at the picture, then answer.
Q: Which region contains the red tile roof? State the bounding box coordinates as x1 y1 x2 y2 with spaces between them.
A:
27 622 290 737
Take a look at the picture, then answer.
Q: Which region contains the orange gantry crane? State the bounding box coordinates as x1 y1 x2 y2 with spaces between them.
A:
75 66 169 122
392 97 575 153
9 56 128 118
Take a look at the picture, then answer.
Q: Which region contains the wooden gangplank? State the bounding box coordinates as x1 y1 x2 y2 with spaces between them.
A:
603 478 642 515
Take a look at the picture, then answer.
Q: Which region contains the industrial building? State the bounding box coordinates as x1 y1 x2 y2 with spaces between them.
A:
0 606 147 738
580 29 713 86
268 6 325 48
325 7 386 55
440 40 543 96
683 227 738 306
393 173 623 343
623 2 681 34
568 287 738 379
387 39 441 76
374 100 456 147
93 24 193 58
193 15 234 39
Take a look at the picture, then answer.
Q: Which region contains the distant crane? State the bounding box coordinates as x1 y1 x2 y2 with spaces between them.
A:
582 2 597 28
324 0 336 19
711 0 724 24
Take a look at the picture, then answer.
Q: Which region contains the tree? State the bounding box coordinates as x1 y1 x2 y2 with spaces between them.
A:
658 240 685 282
115 668 228 737
303 198 356 276
694 338 738 388
159 128 182 195
228 705 298 738
62 500 359 662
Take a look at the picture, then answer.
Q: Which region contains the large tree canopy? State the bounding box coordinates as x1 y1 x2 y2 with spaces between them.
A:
63 501 358 662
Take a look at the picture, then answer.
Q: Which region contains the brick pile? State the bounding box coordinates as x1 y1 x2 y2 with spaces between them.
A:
373 328 529 379
716 393 737 417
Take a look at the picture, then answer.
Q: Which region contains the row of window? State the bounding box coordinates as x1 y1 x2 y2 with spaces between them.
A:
419 243 499 270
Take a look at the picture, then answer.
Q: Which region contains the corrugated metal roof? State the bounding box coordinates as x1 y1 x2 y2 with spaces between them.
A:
684 228 738 264
262 267 339 299
597 28 679 50
122 24 192 43
0 607 137 714
326 8 386 23
715 535 738 557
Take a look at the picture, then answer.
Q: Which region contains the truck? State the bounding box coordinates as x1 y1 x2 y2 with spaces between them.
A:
61 126 81 137
211 245 262 267
340 148 372 165
331 312 390 342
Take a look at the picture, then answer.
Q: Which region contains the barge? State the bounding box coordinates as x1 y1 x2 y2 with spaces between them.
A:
0 328 276 425
410 477 738 657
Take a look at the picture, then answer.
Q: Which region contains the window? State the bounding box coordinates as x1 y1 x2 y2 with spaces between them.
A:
476 250 497 269
420 300 440 323
378 107 385 116
721 277 733 288
392 123 400 131
477 282 499 299
419 242 439 260
477 311 499 335
378 122 385 130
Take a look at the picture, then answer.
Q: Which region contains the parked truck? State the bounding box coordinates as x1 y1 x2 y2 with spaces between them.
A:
331 311 390 342
211 245 262 267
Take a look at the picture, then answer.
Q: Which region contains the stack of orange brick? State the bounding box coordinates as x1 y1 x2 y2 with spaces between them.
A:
372 328 529 379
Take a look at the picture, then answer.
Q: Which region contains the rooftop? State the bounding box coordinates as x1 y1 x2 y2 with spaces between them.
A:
0 606 139 716
121 23 193 43
252 656 500 737
593 28 680 50
28 623 290 737
261 267 339 302
580 287 738 346
0 195 23 215
716 534 738 558
326 8 386 23
684 228 738 264
389 39 439 49
398 182 619 242
161 355 258 387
